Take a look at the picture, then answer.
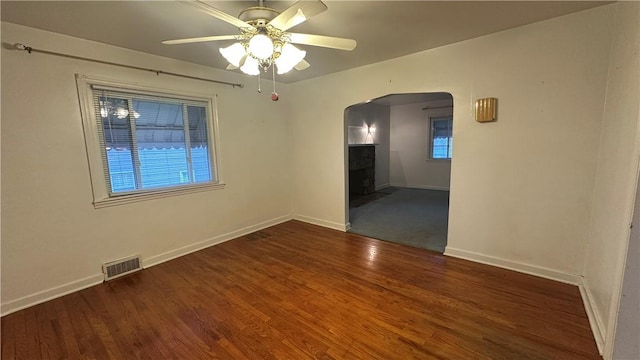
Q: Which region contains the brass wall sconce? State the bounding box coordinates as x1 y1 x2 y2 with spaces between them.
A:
475 98 497 122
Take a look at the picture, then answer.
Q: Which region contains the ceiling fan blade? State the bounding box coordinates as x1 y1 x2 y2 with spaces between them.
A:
295 59 310 71
268 0 328 31
288 33 357 51
183 1 256 31
162 35 237 45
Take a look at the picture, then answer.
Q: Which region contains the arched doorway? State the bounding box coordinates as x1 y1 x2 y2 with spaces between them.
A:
345 92 453 253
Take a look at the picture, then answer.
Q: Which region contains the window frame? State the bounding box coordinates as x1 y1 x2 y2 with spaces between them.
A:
76 74 224 208
427 114 453 161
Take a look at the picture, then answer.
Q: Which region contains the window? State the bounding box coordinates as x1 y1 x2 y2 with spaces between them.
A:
430 115 453 159
77 75 223 207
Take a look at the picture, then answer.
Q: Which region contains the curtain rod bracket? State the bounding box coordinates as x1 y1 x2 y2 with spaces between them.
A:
14 43 32 53
13 43 244 89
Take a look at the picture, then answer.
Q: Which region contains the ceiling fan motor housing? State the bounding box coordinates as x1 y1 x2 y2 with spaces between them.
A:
238 7 280 23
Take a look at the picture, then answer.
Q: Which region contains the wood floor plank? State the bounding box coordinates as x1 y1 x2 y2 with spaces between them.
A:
1 310 16 360
1 220 600 359
50 299 84 359
23 308 42 359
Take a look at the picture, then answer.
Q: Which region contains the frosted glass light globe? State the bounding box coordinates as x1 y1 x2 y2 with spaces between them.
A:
275 43 306 74
248 34 274 60
240 56 260 76
219 43 246 67
115 107 129 119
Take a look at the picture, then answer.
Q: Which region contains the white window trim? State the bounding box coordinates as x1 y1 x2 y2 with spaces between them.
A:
425 107 453 162
76 74 224 208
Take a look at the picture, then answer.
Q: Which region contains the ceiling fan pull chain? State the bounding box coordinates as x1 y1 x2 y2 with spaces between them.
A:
271 65 279 101
257 72 262 93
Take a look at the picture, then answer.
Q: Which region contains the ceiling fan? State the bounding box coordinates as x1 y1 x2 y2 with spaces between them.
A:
162 0 357 78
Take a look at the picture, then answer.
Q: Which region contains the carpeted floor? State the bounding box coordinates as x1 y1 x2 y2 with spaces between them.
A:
348 187 449 253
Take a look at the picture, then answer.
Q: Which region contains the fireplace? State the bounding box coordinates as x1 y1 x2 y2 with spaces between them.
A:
349 144 376 196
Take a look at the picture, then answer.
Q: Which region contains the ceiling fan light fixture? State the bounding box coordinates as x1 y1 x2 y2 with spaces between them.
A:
248 34 274 60
115 107 129 119
275 43 306 74
219 42 246 67
240 56 261 76
164 0 356 93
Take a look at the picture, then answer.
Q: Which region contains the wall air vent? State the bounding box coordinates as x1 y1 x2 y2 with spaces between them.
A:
102 254 142 281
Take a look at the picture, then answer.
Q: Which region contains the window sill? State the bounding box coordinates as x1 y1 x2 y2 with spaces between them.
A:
93 183 225 209
426 158 452 163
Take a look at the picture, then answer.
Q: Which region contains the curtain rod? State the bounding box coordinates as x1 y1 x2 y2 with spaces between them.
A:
422 105 453 110
13 43 244 89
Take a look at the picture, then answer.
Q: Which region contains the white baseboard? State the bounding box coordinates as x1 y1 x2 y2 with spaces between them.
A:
345 222 352 231
1 273 104 316
293 215 349 232
443 247 581 285
144 215 292 268
375 183 390 191
579 278 606 356
1 215 293 317
389 183 450 191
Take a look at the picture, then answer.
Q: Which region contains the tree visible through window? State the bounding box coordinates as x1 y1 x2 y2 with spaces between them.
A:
430 116 453 159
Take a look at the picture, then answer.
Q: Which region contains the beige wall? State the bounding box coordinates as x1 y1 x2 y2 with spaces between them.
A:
289 5 613 277
613 173 640 359
582 2 640 357
1 22 293 314
390 99 452 191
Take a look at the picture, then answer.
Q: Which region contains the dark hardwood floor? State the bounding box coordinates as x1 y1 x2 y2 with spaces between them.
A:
2 220 600 359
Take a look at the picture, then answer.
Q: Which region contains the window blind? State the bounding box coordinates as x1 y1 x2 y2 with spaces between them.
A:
91 88 213 194
431 116 453 159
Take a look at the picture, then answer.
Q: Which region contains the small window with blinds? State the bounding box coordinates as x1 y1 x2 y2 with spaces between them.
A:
429 115 453 159
76 75 223 207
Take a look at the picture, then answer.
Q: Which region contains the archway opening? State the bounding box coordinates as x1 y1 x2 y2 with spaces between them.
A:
345 92 453 253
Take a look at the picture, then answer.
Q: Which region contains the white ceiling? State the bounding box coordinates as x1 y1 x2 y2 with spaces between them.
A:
1 1 609 83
